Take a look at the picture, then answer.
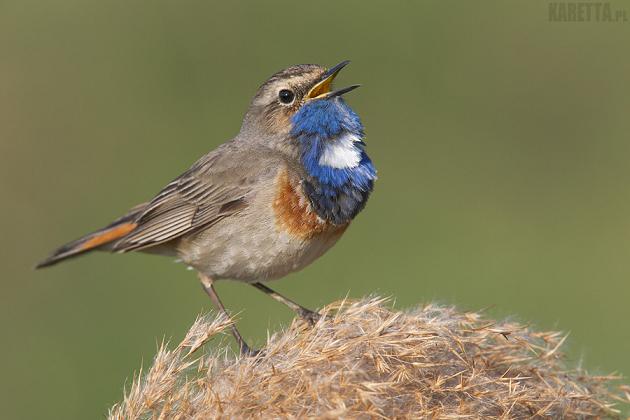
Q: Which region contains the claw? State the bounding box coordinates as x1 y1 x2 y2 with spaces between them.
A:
240 343 262 358
298 308 322 326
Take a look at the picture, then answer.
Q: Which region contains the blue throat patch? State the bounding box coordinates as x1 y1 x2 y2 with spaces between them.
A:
290 98 376 225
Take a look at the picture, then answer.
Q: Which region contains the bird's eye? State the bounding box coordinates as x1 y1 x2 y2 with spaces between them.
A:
278 89 295 104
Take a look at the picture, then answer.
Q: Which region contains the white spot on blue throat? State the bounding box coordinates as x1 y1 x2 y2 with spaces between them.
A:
290 97 377 224
318 132 362 169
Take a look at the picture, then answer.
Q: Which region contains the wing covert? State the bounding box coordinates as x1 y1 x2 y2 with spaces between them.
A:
112 147 253 252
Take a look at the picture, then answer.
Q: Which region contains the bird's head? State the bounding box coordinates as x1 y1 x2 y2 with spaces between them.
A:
242 61 376 223
242 61 361 144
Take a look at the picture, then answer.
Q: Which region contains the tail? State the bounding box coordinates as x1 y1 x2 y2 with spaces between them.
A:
35 204 145 269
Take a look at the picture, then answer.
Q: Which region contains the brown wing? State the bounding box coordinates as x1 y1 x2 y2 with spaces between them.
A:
112 145 252 252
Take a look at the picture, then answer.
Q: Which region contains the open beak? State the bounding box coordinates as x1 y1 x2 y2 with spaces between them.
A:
306 60 360 100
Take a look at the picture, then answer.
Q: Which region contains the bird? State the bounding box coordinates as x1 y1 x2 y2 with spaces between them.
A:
36 61 377 355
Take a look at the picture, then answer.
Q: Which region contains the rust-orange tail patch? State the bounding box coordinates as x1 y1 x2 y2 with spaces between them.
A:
35 222 138 269
79 223 137 251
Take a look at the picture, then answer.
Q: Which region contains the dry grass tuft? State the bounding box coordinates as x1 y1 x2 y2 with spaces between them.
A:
109 298 628 419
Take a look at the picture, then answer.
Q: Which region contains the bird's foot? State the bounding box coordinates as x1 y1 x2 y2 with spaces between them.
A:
297 308 322 326
239 342 263 358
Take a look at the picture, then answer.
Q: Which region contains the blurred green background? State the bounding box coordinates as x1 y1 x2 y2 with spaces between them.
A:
2 1 630 418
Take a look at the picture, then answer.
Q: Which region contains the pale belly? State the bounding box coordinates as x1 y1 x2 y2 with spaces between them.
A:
176 212 346 282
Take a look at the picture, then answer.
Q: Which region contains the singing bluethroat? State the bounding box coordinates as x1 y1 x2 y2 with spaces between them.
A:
37 61 377 355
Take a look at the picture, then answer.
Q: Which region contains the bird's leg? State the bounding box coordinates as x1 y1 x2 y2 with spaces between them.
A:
251 282 321 326
198 273 257 357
